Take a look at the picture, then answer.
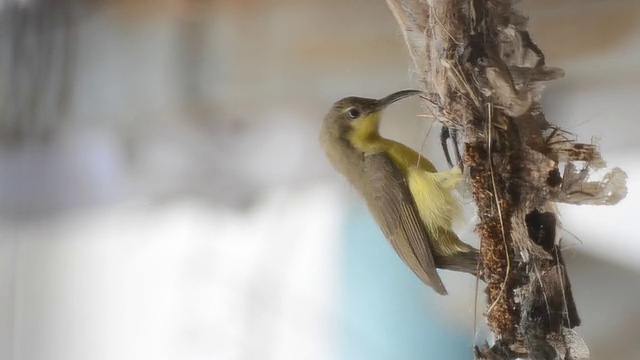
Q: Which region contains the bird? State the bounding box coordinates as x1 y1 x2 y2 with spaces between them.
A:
320 89 479 295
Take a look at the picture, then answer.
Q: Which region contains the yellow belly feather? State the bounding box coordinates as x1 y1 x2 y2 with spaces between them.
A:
383 140 473 256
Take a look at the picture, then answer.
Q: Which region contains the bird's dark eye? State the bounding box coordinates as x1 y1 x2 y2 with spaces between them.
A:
346 107 360 120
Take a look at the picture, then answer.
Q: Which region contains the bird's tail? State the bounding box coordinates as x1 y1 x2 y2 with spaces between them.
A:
434 249 480 276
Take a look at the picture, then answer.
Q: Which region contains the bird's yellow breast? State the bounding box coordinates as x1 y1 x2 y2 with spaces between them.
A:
383 140 471 256
347 118 471 256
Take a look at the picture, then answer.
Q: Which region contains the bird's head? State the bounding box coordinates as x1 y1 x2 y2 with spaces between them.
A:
321 89 422 144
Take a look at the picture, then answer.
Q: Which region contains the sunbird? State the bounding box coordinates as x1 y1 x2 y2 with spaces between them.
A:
320 89 479 295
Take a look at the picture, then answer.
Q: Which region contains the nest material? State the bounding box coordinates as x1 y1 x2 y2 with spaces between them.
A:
386 0 627 359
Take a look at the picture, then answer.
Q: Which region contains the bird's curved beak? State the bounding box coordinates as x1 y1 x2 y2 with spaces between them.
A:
376 89 423 110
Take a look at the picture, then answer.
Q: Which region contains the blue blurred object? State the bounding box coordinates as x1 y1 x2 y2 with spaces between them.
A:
340 204 471 360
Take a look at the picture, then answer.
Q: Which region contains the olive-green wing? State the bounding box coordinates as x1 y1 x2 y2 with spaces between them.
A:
362 152 447 295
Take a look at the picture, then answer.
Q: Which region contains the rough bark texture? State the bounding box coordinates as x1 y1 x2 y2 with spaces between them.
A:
386 0 627 359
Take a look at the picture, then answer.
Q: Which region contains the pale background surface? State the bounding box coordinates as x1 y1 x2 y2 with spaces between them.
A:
0 0 639 359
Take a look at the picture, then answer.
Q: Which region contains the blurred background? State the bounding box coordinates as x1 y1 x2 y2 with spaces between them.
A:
0 0 638 359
